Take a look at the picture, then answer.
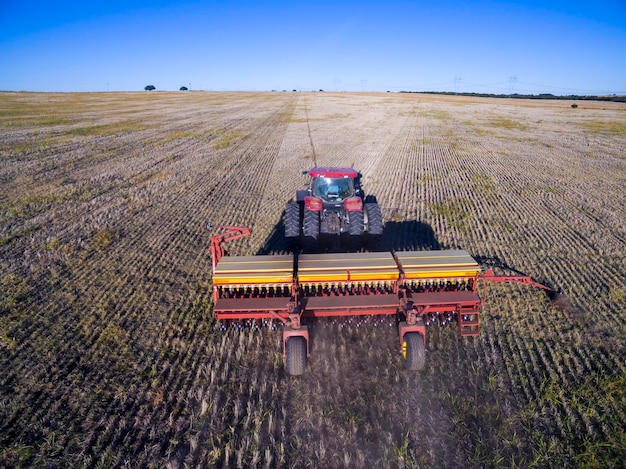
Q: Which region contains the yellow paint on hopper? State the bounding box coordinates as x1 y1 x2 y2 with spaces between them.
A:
212 250 481 287
395 250 481 280
214 255 293 273
213 272 294 285
297 269 399 283
297 252 398 283
213 255 293 285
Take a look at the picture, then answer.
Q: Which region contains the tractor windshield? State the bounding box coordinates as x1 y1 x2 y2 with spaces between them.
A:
313 177 354 203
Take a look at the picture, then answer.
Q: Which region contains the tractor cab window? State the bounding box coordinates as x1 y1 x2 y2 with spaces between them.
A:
313 177 354 202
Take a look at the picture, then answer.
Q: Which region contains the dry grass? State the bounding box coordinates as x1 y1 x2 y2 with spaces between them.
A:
1 91 625 468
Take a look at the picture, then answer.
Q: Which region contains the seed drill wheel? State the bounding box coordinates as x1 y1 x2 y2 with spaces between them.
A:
285 336 307 376
402 332 426 371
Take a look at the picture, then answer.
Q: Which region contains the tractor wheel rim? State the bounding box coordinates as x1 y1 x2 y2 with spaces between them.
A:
402 340 408 359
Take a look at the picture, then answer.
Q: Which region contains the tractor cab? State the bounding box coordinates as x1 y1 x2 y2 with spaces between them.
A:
313 176 354 203
307 167 361 204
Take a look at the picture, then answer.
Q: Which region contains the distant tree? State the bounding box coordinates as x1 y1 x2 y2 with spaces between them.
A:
180 86 188 91
144 85 156 91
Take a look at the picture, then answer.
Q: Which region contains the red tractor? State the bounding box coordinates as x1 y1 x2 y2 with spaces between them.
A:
285 167 383 248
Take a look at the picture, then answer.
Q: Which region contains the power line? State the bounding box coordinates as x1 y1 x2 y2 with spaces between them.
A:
454 76 462 94
509 76 518 95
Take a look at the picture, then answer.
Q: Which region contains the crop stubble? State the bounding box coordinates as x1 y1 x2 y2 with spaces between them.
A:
0 91 624 468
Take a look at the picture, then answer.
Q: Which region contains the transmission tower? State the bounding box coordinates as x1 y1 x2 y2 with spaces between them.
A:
509 76 518 95
454 76 462 94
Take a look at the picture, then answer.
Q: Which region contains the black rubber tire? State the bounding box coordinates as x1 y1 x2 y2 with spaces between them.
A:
285 336 307 376
303 210 320 239
285 203 300 238
403 332 426 371
348 210 365 235
365 203 383 235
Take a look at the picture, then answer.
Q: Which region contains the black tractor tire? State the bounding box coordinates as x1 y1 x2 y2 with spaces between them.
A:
365 203 383 235
348 210 365 236
285 336 307 376
303 210 320 240
285 203 301 238
402 332 426 371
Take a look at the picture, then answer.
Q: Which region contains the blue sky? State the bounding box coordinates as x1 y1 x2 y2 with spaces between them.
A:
1 0 625 94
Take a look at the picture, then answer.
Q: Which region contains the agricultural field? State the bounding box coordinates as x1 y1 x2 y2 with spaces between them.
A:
0 90 625 468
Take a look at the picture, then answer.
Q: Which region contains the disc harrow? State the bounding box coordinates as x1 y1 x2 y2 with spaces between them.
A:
209 225 551 375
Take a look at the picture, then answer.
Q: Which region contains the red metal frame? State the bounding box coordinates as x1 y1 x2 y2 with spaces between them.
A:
208 225 251 271
210 226 552 361
479 268 551 290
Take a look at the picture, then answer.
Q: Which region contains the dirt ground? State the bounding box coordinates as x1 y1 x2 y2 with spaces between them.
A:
1 91 625 468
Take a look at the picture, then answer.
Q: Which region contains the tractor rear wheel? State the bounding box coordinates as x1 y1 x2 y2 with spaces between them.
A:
365 202 383 249
349 210 364 235
285 336 307 375
365 203 383 235
303 210 320 239
402 332 426 371
285 203 300 238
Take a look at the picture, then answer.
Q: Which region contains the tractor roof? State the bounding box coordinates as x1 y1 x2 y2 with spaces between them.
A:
308 167 359 178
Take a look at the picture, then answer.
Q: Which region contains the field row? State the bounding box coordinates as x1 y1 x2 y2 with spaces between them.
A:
1 91 624 467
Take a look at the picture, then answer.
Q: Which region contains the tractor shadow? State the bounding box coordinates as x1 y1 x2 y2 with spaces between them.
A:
378 220 441 252
255 213 442 255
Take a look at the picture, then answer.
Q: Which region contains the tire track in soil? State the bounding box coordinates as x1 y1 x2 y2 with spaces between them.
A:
276 99 469 467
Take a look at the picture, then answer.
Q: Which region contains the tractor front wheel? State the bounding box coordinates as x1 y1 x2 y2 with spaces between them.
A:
285 336 307 375
402 332 426 371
